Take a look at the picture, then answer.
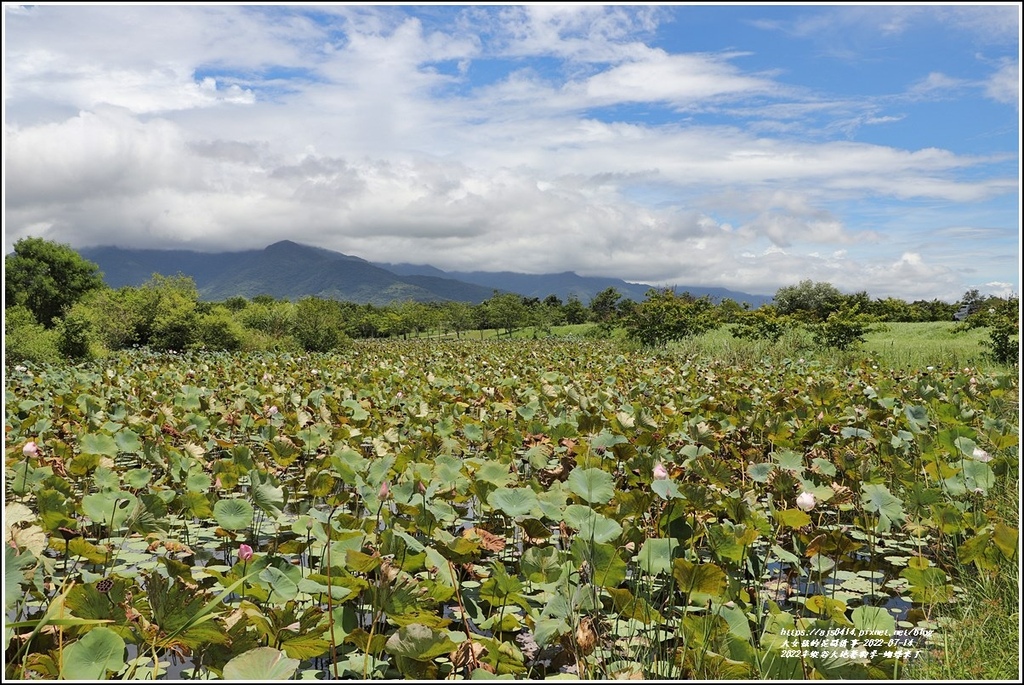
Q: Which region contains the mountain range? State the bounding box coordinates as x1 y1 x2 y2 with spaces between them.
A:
76 240 773 307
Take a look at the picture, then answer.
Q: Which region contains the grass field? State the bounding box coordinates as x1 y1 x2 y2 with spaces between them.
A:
464 320 1008 373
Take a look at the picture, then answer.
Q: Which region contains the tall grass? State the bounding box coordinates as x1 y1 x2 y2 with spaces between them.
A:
902 467 1020 681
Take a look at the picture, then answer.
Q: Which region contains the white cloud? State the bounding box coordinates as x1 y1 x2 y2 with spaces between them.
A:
908 72 966 100
2 4 1017 302
985 59 1020 105
573 50 780 107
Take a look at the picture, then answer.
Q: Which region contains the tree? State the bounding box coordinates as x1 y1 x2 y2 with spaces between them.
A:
442 301 477 339
484 292 529 337
194 305 246 351
773 280 845 322
589 287 623 326
733 305 789 343
293 297 349 351
562 296 588 325
146 274 200 351
984 296 1019 365
624 288 720 347
810 304 874 350
4 305 60 364
5 237 105 327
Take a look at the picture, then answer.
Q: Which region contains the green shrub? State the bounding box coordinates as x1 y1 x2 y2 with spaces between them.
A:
625 289 720 347
193 306 246 351
56 308 96 361
293 297 350 352
810 306 875 350
4 305 61 365
985 299 1019 366
732 306 790 343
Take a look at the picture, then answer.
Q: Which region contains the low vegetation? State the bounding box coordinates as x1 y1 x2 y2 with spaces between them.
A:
4 238 1018 680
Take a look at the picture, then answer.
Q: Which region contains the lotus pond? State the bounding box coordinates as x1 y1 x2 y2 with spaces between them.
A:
4 339 1019 679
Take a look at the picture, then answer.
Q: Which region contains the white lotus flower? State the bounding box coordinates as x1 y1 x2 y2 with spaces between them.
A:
22 441 39 457
796 491 816 511
971 447 992 462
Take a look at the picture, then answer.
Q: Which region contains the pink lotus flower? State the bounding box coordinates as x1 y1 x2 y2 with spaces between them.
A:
238 544 254 562
22 441 39 458
796 491 816 512
379 481 390 499
267 405 279 416
653 463 669 480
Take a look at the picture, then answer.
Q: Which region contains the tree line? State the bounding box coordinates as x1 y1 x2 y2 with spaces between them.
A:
4 237 1018 364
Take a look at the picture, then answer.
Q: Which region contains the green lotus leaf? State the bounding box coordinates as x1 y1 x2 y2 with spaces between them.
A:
123 468 152 489
81 491 138 529
114 429 143 454
213 498 254 531
851 605 896 634
860 483 905 534
488 487 540 518
259 566 299 602
223 647 300 680
384 623 457 661
563 504 621 544
186 471 212 493
60 627 126 680
636 538 681 576
570 539 626 588
5 546 36 612
904 405 929 433
474 460 516 487
805 595 847 619
521 545 563 584
672 558 727 600
651 478 683 500
463 422 484 443
93 466 120 492
771 450 804 473
992 523 1018 559
747 462 774 483
248 469 285 519
606 587 662 624
79 432 119 457
774 509 811 529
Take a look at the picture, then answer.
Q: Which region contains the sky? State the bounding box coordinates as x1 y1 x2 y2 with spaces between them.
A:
3 3 1021 301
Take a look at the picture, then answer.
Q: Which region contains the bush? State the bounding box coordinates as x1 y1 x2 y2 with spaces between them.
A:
56 308 97 360
193 306 246 351
733 306 790 343
4 305 61 365
624 289 719 347
293 297 350 352
810 306 875 350
984 297 1019 365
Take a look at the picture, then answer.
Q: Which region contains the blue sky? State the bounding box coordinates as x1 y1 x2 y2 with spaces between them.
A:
3 3 1020 300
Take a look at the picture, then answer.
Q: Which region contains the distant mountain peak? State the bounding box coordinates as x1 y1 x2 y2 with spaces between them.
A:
77 241 772 307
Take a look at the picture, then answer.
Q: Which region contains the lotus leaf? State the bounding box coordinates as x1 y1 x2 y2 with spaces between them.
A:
223 647 300 680
213 498 254 531
59 627 126 680
488 487 540 518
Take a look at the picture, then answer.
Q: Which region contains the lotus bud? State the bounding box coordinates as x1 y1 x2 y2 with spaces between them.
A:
22 441 39 458
379 481 390 499
796 491 816 512
239 544 254 562
653 462 669 480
